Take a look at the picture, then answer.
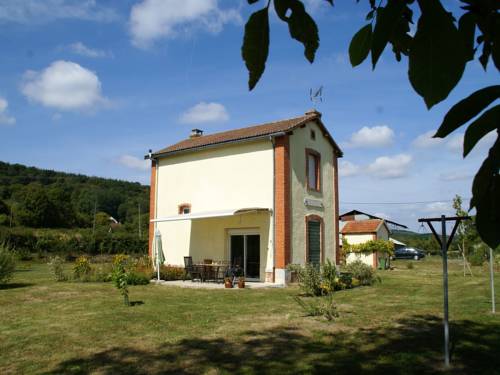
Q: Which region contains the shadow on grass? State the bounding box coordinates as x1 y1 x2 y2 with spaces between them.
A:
45 314 500 375
0 282 34 290
129 301 144 306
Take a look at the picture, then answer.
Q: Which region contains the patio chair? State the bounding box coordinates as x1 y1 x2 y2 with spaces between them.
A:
216 265 228 283
183 256 203 282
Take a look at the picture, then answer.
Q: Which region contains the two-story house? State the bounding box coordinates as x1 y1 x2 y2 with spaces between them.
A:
146 110 342 284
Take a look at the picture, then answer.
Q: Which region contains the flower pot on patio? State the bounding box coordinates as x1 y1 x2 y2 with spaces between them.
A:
237 277 245 288
224 277 233 288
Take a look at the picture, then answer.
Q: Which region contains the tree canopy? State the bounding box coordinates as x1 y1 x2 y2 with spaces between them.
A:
242 0 499 248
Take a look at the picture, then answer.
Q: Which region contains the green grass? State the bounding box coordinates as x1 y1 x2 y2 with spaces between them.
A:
0 257 499 374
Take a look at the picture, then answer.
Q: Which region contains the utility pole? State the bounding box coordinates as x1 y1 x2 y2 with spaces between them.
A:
490 247 496 314
418 215 471 368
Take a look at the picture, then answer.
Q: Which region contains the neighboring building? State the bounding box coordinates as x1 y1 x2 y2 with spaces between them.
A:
340 209 407 231
341 219 390 268
146 110 342 284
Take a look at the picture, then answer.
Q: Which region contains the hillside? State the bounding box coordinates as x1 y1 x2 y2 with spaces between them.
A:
0 161 149 229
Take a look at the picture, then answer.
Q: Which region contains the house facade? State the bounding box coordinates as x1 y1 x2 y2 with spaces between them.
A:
147 110 342 284
341 219 390 268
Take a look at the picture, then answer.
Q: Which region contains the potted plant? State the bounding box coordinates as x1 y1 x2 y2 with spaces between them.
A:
224 277 233 288
237 276 245 288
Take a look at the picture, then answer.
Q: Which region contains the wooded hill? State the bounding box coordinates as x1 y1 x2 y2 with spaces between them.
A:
0 161 149 230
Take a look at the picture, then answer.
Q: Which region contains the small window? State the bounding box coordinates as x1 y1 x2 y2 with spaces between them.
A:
178 204 191 214
306 150 321 191
310 129 316 140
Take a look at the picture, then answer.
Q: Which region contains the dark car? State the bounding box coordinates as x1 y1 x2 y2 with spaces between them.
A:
393 247 426 260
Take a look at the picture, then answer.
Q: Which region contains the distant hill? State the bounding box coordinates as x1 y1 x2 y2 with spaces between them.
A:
391 229 442 252
0 161 149 229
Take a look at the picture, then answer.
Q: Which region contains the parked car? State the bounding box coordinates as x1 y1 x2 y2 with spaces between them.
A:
393 247 426 260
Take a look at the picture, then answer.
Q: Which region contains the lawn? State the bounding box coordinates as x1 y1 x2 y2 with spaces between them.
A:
0 257 499 374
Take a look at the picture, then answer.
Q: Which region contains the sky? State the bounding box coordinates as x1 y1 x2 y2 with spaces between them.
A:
0 0 497 231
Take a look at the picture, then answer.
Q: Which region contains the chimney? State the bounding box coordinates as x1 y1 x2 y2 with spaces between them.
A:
190 129 203 138
305 109 321 117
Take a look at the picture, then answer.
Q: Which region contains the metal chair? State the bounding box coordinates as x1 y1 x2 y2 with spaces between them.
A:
183 256 202 282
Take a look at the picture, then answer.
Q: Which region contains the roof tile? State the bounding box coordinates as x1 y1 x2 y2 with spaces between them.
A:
341 219 384 234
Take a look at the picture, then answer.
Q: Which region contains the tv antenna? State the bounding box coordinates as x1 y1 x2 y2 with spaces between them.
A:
309 86 323 105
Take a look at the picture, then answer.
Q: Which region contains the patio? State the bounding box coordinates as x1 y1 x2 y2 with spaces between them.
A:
151 280 284 289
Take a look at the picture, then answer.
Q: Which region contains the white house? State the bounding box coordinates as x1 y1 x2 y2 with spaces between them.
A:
146 110 342 284
341 219 390 268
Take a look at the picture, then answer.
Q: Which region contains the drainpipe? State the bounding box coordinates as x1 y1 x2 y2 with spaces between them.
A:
271 135 276 283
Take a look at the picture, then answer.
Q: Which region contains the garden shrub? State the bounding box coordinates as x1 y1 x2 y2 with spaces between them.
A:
73 256 92 281
154 265 185 281
297 263 322 296
344 260 377 286
336 272 353 290
468 247 487 266
111 254 129 305
294 295 339 321
47 256 67 281
126 272 150 285
0 242 16 284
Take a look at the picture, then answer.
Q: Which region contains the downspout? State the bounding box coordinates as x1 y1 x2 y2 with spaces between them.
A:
269 131 286 283
271 135 276 283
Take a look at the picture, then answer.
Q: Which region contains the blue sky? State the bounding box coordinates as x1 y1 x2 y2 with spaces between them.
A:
0 0 497 230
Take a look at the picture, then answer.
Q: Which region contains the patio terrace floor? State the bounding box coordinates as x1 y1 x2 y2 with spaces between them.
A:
151 280 284 289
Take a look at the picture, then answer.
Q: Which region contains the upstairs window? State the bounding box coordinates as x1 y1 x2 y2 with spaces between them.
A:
178 204 191 214
310 129 316 140
306 149 321 192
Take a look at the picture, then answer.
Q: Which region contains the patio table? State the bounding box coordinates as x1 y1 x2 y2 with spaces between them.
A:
195 264 225 283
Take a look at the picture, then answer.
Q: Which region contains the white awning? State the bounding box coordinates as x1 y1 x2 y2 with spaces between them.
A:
151 207 271 223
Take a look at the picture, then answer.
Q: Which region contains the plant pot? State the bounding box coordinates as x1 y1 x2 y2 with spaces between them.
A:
224 278 233 288
237 278 245 288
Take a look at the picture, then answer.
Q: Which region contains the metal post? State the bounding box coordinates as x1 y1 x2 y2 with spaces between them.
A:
441 215 450 367
490 248 496 314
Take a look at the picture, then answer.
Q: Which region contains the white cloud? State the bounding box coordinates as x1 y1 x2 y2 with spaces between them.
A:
21 60 108 111
367 154 412 179
412 130 444 148
68 42 112 58
117 155 149 171
339 160 360 177
446 133 464 153
0 0 118 24
129 0 241 48
179 102 229 124
345 125 394 148
439 171 472 181
0 97 15 125
423 201 452 213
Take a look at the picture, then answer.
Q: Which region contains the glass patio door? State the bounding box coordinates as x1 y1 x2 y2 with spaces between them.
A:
230 233 260 280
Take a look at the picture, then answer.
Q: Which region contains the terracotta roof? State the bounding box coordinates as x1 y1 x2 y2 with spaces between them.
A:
150 111 342 158
341 219 385 234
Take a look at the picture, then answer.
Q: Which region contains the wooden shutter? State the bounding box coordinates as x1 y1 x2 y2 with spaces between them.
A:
307 220 321 267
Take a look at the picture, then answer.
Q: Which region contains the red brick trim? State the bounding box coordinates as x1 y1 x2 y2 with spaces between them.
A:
274 135 291 269
148 159 157 258
305 214 324 265
178 203 191 214
333 155 340 265
305 148 321 192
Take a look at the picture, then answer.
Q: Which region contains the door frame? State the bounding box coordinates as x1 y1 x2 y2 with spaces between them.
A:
227 229 261 281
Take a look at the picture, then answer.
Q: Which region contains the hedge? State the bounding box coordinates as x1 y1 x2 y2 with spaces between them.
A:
0 227 147 255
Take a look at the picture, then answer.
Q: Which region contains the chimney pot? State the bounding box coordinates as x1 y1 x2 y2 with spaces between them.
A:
190 129 203 138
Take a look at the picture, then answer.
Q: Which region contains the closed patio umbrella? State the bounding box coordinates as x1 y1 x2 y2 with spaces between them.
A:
153 229 165 281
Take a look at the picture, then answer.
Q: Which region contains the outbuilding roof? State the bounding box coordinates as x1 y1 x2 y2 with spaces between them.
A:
148 110 343 158
341 219 388 234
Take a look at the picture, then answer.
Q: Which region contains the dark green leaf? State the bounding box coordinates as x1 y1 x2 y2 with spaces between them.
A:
464 105 500 157
458 12 476 62
366 9 374 21
247 0 260 4
471 134 500 248
241 8 270 90
492 28 500 71
289 5 319 63
349 24 372 67
435 85 500 138
409 0 468 109
371 0 405 68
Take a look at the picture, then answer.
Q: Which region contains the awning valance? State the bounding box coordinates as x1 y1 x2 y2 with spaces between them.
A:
150 207 271 223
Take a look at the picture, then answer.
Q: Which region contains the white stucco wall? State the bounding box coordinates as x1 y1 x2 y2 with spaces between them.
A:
289 121 337 265
154 139 275 280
